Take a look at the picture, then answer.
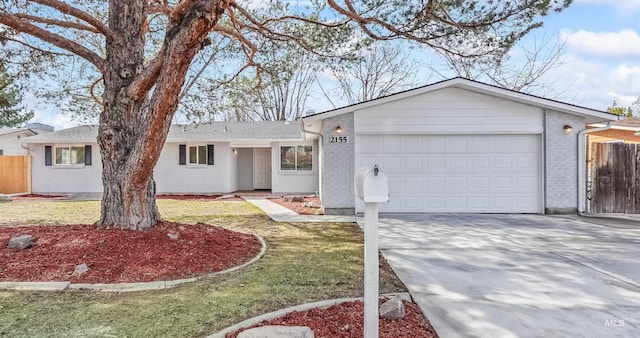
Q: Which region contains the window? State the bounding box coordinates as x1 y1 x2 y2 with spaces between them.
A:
280 145 312 171
189 145 207 165
55 146 85 165
179 144 214 166
0 149 3 155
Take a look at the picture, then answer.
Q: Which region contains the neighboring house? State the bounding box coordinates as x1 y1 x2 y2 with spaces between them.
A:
0 123 54 155
300 77 615 215
20 78 617 215
20 122 319 195
587 117 640 144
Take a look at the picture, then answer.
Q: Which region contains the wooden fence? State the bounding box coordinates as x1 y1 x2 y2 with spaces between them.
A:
589 142 640 214
0 155 31 194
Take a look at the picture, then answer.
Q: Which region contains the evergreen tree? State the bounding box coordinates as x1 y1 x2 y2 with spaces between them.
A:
0 65 33 127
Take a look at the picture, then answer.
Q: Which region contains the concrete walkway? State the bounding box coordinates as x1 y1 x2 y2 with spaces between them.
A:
242 196 356 223
378 214 640 338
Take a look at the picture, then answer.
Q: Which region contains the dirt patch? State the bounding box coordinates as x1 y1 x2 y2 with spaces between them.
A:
0 221 262 283
227 299 438 338
156 194 245 201
11 194 64 200
269 196 322 215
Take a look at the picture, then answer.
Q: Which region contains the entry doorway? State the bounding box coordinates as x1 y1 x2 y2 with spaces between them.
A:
253 148 272 190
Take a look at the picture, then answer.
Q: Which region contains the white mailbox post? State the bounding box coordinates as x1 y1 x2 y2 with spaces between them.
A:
355 165 389 338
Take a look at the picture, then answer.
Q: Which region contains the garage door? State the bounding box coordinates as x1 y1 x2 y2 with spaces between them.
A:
356 134 541 213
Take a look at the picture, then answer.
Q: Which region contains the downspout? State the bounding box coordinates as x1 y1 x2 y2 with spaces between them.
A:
577 122 612 214
20 143 33 153
298 119 324 208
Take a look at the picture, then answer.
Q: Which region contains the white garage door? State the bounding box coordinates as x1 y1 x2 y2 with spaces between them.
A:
356 134 541 213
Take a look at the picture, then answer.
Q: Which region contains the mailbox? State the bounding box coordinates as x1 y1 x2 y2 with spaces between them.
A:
355 165 389 203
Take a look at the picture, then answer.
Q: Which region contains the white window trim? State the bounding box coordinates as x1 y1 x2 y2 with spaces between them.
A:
53 144 85 168
186 144 208 167
279 144 313 172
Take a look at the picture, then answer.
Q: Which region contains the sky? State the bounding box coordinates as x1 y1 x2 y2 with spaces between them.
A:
22 0 640 130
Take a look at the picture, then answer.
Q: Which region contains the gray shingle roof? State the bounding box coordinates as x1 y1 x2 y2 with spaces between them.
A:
612 117 640 128
0 128 37 137
20 121 303 143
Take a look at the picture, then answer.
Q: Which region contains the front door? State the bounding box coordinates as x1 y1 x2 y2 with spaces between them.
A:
253 148 272 189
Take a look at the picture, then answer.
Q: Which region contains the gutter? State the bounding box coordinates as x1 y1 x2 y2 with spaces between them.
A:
298 118 322 141
577 122 612 214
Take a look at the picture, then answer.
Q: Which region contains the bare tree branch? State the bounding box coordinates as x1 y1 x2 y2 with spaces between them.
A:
0 34 74 56
31 0 113 41
13 13 102 33
0 12 105 72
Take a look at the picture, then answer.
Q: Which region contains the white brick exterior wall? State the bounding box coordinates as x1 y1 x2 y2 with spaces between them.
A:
321 113 355 214
544 110 585 213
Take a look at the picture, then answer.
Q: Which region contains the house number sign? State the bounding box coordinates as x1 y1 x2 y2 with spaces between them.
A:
330 136 349 143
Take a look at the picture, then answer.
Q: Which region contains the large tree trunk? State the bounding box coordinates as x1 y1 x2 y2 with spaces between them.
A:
97 0 227 230
96 0 158 229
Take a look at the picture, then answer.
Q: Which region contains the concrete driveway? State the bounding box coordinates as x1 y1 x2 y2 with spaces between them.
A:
377 214 640 338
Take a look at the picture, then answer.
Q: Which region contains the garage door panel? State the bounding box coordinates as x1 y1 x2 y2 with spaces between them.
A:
448 176 468 190
425 136 446 151
356 134 541 213
381 156 402 169
470 157 491 169
448 157 468 169
404 156 424 169
468 136 491 151
514 176 538 190
468 176 488 189
515 156 538 169
427 156 446 169
426 176 446 189
381 136 401 152
403 137 424 152
469 196 491 209
403 176 425 191
494 157 513 169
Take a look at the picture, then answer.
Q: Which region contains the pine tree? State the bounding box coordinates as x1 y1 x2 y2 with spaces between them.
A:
0 64 33 128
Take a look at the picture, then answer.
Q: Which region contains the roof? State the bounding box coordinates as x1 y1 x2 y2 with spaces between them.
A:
302 77 616 124
590 117 640 131
20 121 303 143
612 117 640 129
0 128 38 137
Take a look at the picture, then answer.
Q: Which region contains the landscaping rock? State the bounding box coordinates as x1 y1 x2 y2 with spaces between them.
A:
168 232 180 240
216 194 236 200
0 194 11 203
238 325 314 338
284 196 304 203
379 295 406 320
302 202 320 209
7 235 34 250
75 263 89 275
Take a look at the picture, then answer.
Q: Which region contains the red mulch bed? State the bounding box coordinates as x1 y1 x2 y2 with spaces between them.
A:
0 221 262 283
269 196 323 215
156 194 245 201
227 299 438 338
11 194 64 200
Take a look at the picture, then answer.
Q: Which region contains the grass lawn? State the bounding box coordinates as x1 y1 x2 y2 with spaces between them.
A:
0 200 406 338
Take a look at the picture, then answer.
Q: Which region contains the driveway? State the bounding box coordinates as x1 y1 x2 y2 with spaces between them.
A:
377 214 640 338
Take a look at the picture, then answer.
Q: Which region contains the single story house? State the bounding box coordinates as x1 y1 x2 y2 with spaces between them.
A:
20 122 319 195
0 123 53 155
20 78 616 215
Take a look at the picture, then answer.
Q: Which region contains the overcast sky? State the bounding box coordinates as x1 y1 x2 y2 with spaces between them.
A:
24 0 640 130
